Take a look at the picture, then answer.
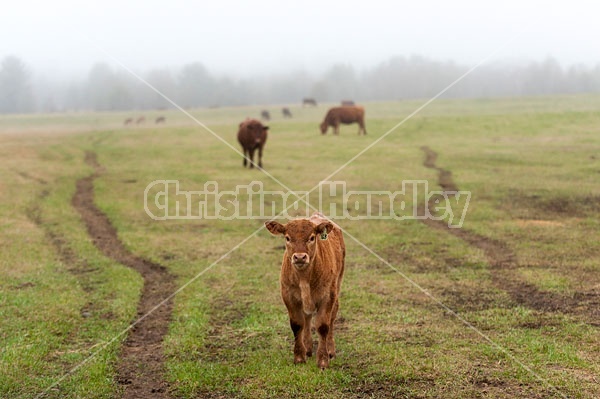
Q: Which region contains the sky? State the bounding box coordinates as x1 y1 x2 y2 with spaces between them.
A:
1 0 600 78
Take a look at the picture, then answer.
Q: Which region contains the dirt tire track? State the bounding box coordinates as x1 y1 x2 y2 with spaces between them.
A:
14 169 48 185
419 146 599 321
27 188 100 285
22 179 87 279
72 151 176 398
420 146 458 192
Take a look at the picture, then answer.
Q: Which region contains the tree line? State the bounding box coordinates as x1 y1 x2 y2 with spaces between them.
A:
1 55 600 114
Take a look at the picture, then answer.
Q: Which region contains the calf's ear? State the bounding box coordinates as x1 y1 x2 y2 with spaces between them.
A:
263 126 269 131
265 220 285 235
315 221 333 235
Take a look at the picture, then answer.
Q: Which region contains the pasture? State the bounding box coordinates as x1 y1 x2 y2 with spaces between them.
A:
1 96 599 398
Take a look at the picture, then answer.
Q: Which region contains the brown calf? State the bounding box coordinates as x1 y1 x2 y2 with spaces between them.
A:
320 106 366 135
237 118 268 168
265 212 345 369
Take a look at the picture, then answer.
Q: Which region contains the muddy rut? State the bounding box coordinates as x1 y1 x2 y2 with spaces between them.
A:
72 151 175 398
419 146 599 321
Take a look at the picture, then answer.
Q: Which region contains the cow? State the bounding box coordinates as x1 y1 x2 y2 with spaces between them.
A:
341 100 355 106
237 118 268 168
265 212 345 369
155 116 166 124
302 98 317 107
320 106 367 135
124 118 133 126
136 116 146 124
261 110 271 121
282 107 293 118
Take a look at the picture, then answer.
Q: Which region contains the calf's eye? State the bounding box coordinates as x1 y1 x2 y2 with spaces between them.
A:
309 236 315 242
285 236 290 242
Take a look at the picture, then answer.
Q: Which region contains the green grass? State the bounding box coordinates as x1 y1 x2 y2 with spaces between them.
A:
0 136 140 398
1 95 599 398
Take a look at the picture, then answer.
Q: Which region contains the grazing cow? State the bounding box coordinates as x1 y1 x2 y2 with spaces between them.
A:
341 100 355 106
155 116 166 124
265 212 345 369
320 106 367 135
237 118 268 168
282 107 293 118
302 98 317 107
136 116 145 124
124 118 133 126
261 110 271 121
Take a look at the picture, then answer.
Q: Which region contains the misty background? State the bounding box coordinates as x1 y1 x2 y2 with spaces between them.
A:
2 55 600 113
2 0 600 113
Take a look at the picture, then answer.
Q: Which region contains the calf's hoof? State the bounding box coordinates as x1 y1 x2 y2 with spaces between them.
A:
318 359 329 370
317 354 329 369
294 355 306 364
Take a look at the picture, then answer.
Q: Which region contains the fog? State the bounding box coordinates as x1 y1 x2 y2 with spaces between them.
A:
2 0 600 112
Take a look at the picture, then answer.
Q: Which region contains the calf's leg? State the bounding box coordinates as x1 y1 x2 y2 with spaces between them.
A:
315 303 334 369
288 310 308 364
327 298 339 359
304 313 313 357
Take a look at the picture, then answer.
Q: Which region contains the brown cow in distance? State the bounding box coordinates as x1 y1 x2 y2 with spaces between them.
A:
265 212 345 369
320 106 366 135
237 118 268 168
136 116 146 124
302 98 317 107
341 100 355 106
124 118 133 126
261 110 271 121
282 107 292 118
155 116 166 124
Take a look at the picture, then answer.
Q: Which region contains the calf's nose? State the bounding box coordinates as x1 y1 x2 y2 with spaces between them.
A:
292 253 309 264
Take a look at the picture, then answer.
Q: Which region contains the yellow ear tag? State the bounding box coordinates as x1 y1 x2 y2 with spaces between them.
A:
320 229 328 240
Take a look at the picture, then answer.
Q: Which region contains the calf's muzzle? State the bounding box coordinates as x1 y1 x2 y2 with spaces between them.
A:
292 252 309 266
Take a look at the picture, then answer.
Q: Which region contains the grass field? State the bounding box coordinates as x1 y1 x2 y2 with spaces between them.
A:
1 95 599 398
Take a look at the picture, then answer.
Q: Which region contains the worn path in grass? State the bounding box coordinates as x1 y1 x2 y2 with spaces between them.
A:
72 151 175 398
419 146 599 323
27 188 100 287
